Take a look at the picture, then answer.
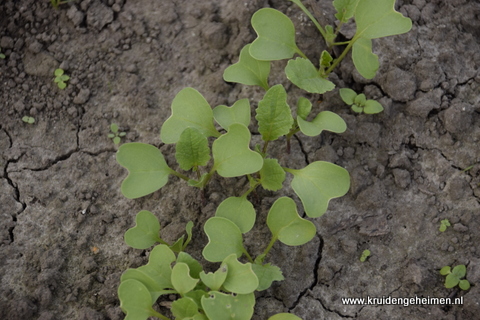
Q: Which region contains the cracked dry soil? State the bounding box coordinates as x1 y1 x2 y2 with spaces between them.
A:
1 0 480 319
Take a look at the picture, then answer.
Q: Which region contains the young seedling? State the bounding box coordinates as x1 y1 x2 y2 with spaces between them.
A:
22 116 35 124
360 249 371 262
439 219 451 232
54 68 70 89
440 265 470 290
108 123 126 145
339 88 384 114
50 0 75 9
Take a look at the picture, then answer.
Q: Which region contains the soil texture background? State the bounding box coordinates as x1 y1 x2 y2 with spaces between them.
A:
1 0 480 319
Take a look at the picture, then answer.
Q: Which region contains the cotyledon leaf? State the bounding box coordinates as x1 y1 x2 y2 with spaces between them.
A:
259 158 286 191
200 262 228 291
202 217 246 262
171 297 199 320
222 254 259 294
118 279 167 320
285 58 335 94
171 263 199 295
215 196 256 233
352 37 379 79
268 314 302 320
175 127 211 171
201 291 255 320
124 210 162 249
213 98 251 130
297 111 347 137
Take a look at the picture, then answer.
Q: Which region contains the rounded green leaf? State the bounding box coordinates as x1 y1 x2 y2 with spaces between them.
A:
223 44 270 90
459 279 471 290
363 100 384 114
296 97 312 120
255 84 293 142
285 58 335 94
215 197 256 233
57 81 67 89
268 314 302 320
116 143 171 199
445 273 460 289
352 37 379 79
54 68 64 76
251 263 284 291
213 98 251 130
212 124 264 177
267 197 316 246
250 8 299 61
177 252 203 279
200 262 228 291
222 254 259 294
175 127 211 171
118 279 165 320
160 87 219 144
124 210 162 249
110 123 119 133
172 263 199 295
452 265 467 278
297 111 347 137
439 266 451 276
259 158 286 191
288 161 350 218
351 105 363 113
171 297 199 319
202 217 245 262
339 88 357 105
201 292 255 320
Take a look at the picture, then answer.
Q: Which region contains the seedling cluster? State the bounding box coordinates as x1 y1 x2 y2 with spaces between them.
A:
108 123 126 145
114 0 412 319
439 219 451 232
54 68 69 89
440 265 470 291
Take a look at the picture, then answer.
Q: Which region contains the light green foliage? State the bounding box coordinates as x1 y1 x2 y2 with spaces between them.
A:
54 68 69 89
250 8 300 61
319 50 333 75
175 127 211 171
339 88 384 114
352 37 378 79
333 0 360 23
251 263 284 291
117 143 171 199
215 197 256 233
440 265 470 290
176 251 203 278
256 84 294 142
50 0 75 9
202 217 246 262
223 44 270 90
222 254 259 294
172 263 199 295
160 87 220 144
267 197 316 246
170 222 194 253
439 219 451 232
212 124 264 177
285 58 335 94
287 161 350 218
200 263 228 291
360 249 370 262
297 111 347 137
268 314 302 320
171 297 200 319
296 97 312 120
213 98 251 130
201 292 255 320
259 159 286 191
118 280 167 320
108 123 126 145
22 116 35 124
124 210 162 249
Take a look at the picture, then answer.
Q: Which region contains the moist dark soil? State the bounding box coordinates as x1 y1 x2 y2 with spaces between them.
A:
1 0 480 319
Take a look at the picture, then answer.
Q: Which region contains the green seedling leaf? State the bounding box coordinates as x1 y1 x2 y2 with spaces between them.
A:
259 158 286 191
352 37 379 79
439 266 451 276
57 81 67 89
351 105 363 113
354 0 412 39
184 221 194 250
452 265 467 278
459 279 471 290
108 133 115 138
177 252 203 279
118 279 166 320
333 0 360 23
250 8 300 61
360 249 371 262
354 94 367 106
268 314 302 320
215 197 256 233
160 87 219 144
251 263 284 291
124 210 162 249
256 84 293 142
325 25 336 45
439 219 451 232
297 111 347 137
285 58 335 94
203 217 245 262
201 292 255 320
363 99 384 114
113 136 121 145
172 263 199 295
445 273 460 289
22 116 35 124
288 161 350 218
54 68 64 77
175 127 211 171
171 297 199 319
223 44 270 90
296 97 312 120
339 88 357 105
222 254 259 294
212 124 264 177
213 98 251 130
111 123 119 133
320 50 333 69
117 143 171 199
170 236 185 253
267 197 316 246
200 262 228 291
184 290 208 311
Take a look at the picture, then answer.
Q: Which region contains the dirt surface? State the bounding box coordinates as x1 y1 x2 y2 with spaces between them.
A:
1 0 480 319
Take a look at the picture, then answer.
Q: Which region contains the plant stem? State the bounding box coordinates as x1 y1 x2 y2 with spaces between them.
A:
325 36 357 75
243 248 255 263
262 140 270 155
290 0 327 41
282 167 299 174
295 48 309 60
241 179 260 198
262 236 278 258
152 310 171 320
169 169 190 182
156 236 171 246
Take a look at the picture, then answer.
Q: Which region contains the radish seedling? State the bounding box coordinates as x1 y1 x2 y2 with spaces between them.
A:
54 68 69 89
440 265 471 290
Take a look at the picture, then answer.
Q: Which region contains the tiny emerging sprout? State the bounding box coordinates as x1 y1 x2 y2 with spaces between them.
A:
108 123 126 145
22 116 35 124
360 249 371 262
439 219 451 232
0 49 5 59
54 68 70 89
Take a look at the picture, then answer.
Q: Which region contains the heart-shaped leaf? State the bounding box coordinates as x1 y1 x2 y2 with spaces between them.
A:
212 124 264 177
160 87 220 144
251 263 284 291
250 8 300 60
175 127 211 171
223 44 270 90
118 279 166 320
285 58 335 94
202 217 246 262
256 84 293 142
268 314 302 320
267 197 316 246
200 262 228 291
171 297 200 319
215 197 256 233
116 143 172 199
177 252 203 279
288 161 350 218
352 37 379 79
124 210 162 249
259 158 286 191
213 98 251 130
297 111 347 137
333 0 360 23
201 292 255 320
222 254 259 294
354 0 412 39
172 263 199 295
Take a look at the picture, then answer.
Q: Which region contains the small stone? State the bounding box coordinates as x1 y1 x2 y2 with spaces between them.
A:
67 5 85 27
28 40 43 53
67 106 77 116
453 223 468 232
0 36 14 49
73 88 90 104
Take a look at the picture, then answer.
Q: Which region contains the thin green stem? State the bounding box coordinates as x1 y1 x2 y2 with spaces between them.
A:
262 235 278 258
282 166 299 174
290 0 327 40
262 140 270 155
241 179 260 198
152 310 171 320
295 48 309 60
324 36 357 76
156 236 171 246
169 169 190 182
332 41 351 46
243 248 255 263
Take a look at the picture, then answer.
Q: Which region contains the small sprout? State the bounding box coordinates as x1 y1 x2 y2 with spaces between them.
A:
439 219 451 232
440 265 470 290
50 0 75 9
339 88 384 114
360 249 371 262
54 68 70 89
108 123 126 145
22 116 35 124
0 48 5 59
